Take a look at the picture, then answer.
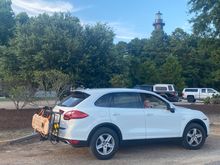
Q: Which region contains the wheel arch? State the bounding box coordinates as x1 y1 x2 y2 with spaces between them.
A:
87 122 123 145
183 119 208 137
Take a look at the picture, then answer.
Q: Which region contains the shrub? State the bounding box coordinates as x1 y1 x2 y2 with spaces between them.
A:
211 94 220 104
204 97 211 104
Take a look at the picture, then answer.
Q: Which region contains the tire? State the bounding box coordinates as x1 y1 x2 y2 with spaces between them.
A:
187 95 196 103
89 127 119 160
182 123 206 150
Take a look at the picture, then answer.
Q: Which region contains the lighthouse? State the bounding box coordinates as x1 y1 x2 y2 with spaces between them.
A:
153 11 165 30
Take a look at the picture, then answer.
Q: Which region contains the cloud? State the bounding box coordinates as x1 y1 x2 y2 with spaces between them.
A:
81 20 143 42
108 22 143 41
11 0 82 16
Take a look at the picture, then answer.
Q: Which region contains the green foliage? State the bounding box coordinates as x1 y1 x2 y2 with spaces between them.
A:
34 70 70 100
144 30 170 65
204 95 220 104
0 0 15 45
109 74 131 87
211 94 220 104
137 60 159 84
188 0 220 37
1 0 220 98
77 23 115 88
203 97 211 104
3 74 36 110
160 55 185 90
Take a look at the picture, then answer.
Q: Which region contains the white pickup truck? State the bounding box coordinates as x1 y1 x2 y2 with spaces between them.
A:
182 88 220 103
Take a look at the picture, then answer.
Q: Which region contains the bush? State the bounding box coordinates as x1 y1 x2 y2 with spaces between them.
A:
204 97 211 104
211 94 220 104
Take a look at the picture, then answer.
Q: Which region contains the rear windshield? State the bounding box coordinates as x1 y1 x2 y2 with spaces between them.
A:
58 91 89 107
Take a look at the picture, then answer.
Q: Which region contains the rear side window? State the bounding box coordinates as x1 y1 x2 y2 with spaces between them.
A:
185 89 198 92
111 92 142 108
95 94 111 107
59 91 89 107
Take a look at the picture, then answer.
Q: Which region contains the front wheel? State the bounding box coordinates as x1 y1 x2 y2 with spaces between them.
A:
89 127 119 160
182 123 206 150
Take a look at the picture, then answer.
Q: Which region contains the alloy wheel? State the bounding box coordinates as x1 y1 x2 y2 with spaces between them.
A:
96 133 115 155
186 128 203 147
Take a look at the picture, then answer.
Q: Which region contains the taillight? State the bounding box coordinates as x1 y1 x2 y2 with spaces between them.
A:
59 109 64 114
63 110 88 120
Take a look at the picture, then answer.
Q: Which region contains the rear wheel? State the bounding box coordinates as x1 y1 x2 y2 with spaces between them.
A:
89 127 119 160
187 95 196 103
182 123 206 150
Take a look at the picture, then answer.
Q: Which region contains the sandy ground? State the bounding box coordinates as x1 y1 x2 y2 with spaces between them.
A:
0 125 219 165
0 128 33 141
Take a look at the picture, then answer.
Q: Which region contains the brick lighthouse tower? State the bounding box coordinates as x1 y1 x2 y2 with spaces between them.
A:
153 11 165 30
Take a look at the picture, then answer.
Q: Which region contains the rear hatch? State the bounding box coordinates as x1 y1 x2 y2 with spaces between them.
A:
53 91 90 113
52 91 90 129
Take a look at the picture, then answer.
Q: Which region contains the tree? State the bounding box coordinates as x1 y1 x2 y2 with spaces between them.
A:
3 74 36 110
160 55 185 90
109 74 131 87
15 12 29 25
188 0 220 37
3 13 82 79
137 60 159 85
143 30 170 65
34 70 70 104
0 0 15 45
77 23 115 88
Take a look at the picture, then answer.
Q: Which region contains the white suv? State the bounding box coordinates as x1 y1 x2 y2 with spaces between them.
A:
53 88 209 160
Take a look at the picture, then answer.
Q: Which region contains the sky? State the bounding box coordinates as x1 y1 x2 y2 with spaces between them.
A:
11 0 192 43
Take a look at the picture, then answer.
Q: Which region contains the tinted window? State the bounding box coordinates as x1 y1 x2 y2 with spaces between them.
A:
208 89 215 93
95 94 111 107
59 91 89 107
185 89 198 92
155 86 167 91
111 92 142 108
168 85 173 91
201 89 206 93
141 93 168 109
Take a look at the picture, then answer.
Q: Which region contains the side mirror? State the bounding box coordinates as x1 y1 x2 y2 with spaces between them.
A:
167 104 175 113
170 107 175 113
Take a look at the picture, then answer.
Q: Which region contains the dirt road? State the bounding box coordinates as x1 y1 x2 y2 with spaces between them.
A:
0 126 220 165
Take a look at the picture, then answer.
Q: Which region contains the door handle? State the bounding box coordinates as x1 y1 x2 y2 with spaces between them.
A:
112 113 120 116
147 113 153 116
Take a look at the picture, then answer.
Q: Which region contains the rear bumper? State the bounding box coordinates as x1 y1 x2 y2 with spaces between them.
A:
58 137 88 147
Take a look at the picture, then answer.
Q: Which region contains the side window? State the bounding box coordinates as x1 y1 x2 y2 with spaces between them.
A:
185 89 198 92
208 89 214 93
201 89 206 93
141 93 168 110
95 94 111 107
111 92 142 108
155 86 167 91
168 85 173 91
